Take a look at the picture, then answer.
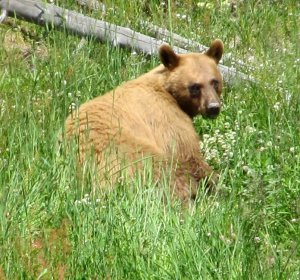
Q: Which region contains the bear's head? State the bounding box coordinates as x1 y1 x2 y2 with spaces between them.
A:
159 40 224 119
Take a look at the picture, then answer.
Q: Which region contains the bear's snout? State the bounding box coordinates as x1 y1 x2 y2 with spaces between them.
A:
206 102 221 118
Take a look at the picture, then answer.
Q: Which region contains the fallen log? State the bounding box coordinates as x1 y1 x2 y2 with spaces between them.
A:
0 0 255 84
141 21 250 69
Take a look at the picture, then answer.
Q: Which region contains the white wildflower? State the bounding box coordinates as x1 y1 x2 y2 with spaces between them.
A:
259 146 266 152
245 126 256 133
254 237 261 243
273 102 280 111
197 2 206 8
224 122 230 129
267 165 274 172
68 102 77 113
266 141 273 147
242 166 250 173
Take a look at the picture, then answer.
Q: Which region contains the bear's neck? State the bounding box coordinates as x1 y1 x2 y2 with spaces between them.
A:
136 65 196 119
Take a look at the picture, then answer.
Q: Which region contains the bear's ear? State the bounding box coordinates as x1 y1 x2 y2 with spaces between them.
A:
159 44 180 70
205 39 224 64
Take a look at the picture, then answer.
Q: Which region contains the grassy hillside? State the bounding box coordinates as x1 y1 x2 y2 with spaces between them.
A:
0 0 299 278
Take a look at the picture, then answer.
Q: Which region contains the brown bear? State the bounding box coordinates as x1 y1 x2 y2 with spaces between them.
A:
65 39 224 202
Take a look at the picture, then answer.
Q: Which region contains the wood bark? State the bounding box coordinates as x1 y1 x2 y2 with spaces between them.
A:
0 0 255 84
142 21 249 69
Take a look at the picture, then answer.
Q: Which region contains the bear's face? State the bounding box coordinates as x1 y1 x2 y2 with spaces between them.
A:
159 40 224 119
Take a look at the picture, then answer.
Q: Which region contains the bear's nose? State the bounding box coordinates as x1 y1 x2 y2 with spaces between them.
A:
206 103 220 118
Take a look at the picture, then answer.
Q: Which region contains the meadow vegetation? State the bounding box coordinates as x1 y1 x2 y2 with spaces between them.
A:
0 0 299 278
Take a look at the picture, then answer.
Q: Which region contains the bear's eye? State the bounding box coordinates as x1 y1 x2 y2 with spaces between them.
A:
188 83 201 98
211 79 219 90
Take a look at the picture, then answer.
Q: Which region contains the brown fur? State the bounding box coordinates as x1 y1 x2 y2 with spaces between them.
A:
65 39 224 202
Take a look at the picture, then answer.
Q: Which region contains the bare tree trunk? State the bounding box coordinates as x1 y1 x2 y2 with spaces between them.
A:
0 0 255 84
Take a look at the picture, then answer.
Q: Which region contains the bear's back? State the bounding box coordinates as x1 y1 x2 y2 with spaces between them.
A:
66 71 200 161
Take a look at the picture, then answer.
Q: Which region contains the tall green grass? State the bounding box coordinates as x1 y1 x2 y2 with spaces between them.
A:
0 0 299 278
